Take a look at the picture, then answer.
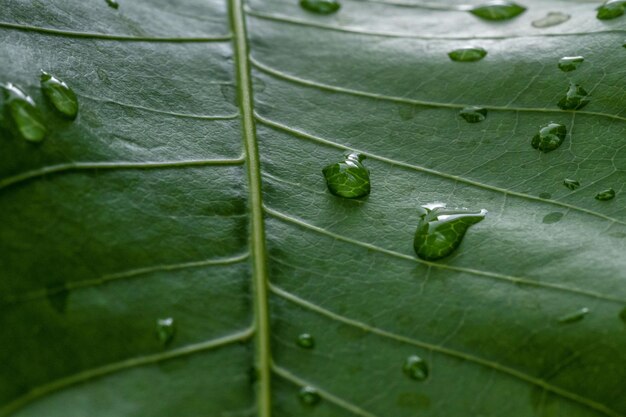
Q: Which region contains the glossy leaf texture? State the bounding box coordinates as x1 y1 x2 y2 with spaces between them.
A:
1 1 626 417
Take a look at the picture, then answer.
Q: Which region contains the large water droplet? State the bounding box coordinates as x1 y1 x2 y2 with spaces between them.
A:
297 333 315 349
596 0 625 20
558 56 584 72
469 1 526 20
558 82 590 110
40 71 79 120
403 355 429 381
595 188 615 201
156 317 176 345
413 205 487 261
105 0 119 9
542 212 563 224
563 178 580 190
558 307 589 323
1 83 46 142
322 151 370 199
300 0 340 14
531 122 566 153
299 386 321 405
448 47 487 62
459 106 487 123
531 12 570 28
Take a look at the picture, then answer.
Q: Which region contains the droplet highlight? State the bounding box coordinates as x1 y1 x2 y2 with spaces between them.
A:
299 386 321 405
403 355 429 381
413 205 487 261
322 151 370 199
532 11 570 28
531 122 566 153
105 0 119 9
596 0 625 20
459 106 487 123
595 188 615 201
563 178 580 190
300 0 340 14
558 56 584 72
448 46 487 62
40 71 79 120
558 82 590 110
469 1 526 20
156 317 176 345
1 83 46 142
297 333 315 349
558 307 589 324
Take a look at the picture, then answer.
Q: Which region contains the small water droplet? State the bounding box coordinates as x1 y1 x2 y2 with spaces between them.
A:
539 192 552 199
1 83 46 142
469 1 526 20
532 11 570 28
448 46 487 62
542 212 563 224
459 106 487 123
596 0 625 20
299 386 321 405
105 0 119 9
595 188 615 201
300 0 340 14
619 307 626 323
563 178 580 190
558 56 584 72
558 307 589 324
40 71 79 120
297 333 315 349
403 355 429 381
46 283 69 314
322 151 370 199
531 122 566 152
558 82 590 110
413 205 487 261
156 317 175 345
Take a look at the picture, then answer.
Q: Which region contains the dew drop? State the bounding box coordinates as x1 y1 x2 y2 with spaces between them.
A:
595 188 615 201
300 0 340 14
297 333 315 349
469 1 526 20
1 83 46 142
413 205 487 261
403 355 429 381
539 192 552 199
448 46 487 62
105 0 119 9
563 178 580 190
531 122 566 153
558 56 584 72
558 307 589 324
596 0 625 20
40 71 79 120
542 212 563 224
322 151 370 199
299 386 321 405
156 317 176 345
557 82 590 110
619 307 626 323
459 106 487 123
531 11 570 28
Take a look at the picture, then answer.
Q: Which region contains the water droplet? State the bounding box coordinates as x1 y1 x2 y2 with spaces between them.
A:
619 307 626 323
413 205 487 261
299 386 321 405
531 11 570 28
539 192 552 199
322 151 370 199
459 106 487 123
542 212 563 224
563 178 580 190
40 71 79 120
531 122 566 153
558 307 589 324
300 0 340 14
46 283 69 314
558 56 584 72
403 355 429 381
105 0 119 9
297 333 315 349
595 188 615 201
156 317 175 345
1 83 46 142
558 82 590 110
469 1 526 20
448 47 487 62
596 0 625 20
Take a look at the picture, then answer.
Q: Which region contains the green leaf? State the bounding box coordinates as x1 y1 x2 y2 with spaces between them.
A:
1 0 626 417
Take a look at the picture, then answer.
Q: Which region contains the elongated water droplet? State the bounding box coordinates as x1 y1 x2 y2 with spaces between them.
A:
563 178 580 190
413 205 487 261
105 0 119 9
531 122 566 153
619 307 626 323
156 317 175 345
596 0 625 20
595 188 615 201
532 11 570 28
1 83 46 142
297 333 315 349
322 151 370 199
403 355 429 381
558 82 590 110
459 106 487 123
448 47 487 62
299 386 321 405
40 71 79 119
558 56 584 72
558 307 589 323
542 212 563 224
300 0 340 14
469 1 526 20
